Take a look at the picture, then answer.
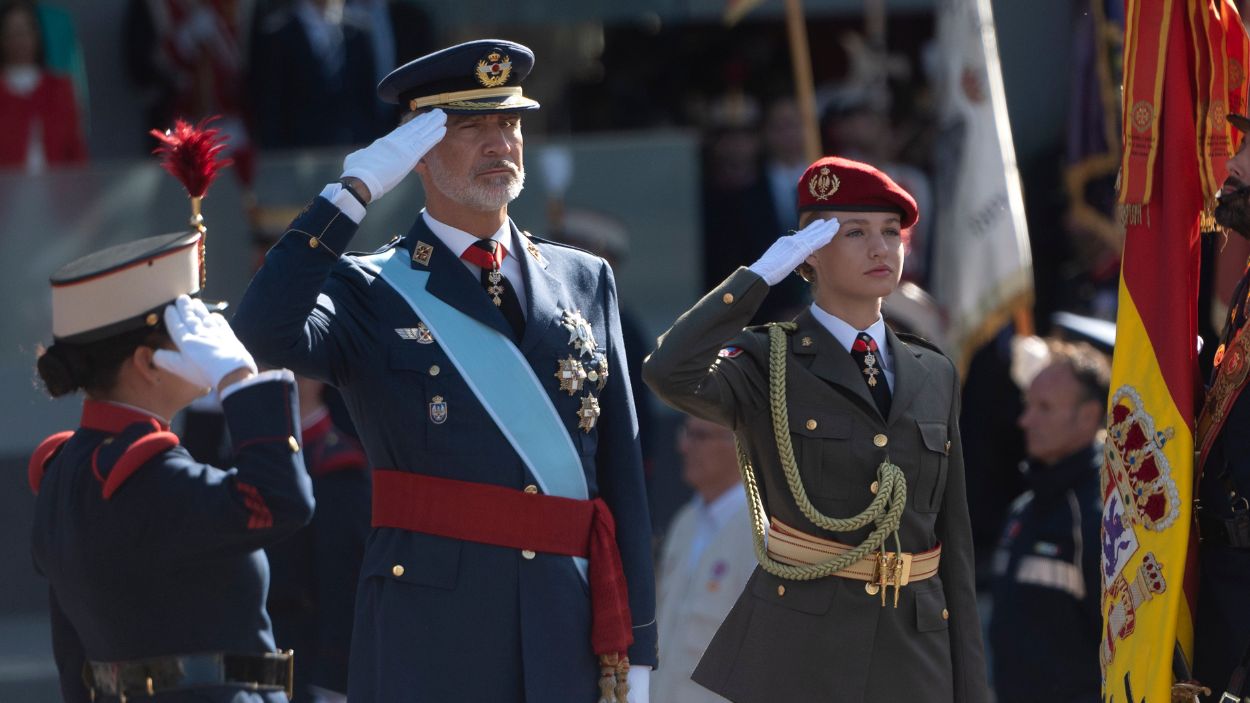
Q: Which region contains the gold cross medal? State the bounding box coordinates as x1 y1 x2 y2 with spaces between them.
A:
863 352 880 387
560 309 597 357
577 394 601 433
555 356 587 395
487 270 504 306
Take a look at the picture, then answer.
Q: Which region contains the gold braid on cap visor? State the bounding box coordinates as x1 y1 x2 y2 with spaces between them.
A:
409 86 529 111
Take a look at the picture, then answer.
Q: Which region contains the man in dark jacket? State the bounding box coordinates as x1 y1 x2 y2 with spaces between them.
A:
990 340 1109 703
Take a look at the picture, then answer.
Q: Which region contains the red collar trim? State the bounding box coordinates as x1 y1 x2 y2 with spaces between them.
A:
81 400 170 433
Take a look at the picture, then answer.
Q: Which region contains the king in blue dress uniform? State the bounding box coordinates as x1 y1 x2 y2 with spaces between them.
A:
232 39 657 703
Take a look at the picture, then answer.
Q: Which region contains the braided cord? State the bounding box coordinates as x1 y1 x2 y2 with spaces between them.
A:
735 323 907 581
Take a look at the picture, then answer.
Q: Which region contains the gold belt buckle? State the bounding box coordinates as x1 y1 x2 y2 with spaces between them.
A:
872 551 913 608
283 650 295 701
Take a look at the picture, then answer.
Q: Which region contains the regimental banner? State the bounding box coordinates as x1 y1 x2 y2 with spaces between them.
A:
1102 2 1246 700
931 0 1033 373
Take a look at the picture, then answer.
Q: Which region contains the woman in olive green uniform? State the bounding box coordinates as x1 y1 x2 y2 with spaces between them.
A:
643 156 988 703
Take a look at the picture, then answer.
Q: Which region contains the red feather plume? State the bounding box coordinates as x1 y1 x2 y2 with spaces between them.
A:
149 117 233 198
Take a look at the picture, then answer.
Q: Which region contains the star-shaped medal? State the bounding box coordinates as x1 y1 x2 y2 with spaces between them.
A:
555 356 587 395
577 394 601 433
560 309 597 357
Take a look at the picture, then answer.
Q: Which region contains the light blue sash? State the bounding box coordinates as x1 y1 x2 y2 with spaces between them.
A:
360 248 591 572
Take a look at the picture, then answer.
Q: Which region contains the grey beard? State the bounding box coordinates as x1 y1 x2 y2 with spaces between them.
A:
426 156 525 212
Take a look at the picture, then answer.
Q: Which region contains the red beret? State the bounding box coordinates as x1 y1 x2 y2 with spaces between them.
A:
796 156 919 229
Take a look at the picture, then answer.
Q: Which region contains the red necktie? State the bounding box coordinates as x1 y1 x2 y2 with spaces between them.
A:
461 239 525 339
851 332 892 418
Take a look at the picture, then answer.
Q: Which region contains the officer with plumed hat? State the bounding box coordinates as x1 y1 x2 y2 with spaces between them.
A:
30 230 314 701
232 39 656 702
644 155 989 702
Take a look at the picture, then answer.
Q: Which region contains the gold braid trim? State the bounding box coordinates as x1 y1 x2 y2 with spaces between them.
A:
736 323 908 581
596 653 630 703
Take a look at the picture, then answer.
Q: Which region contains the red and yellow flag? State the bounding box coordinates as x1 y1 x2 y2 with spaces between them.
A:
1103 1 1246 699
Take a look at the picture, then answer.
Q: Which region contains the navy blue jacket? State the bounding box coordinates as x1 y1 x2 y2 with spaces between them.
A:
30 377 314 703
232 198 658 702
990 445 1102 703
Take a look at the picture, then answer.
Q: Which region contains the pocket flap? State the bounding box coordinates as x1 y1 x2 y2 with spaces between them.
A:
361 531 462 590
914 584 950 632
749 570 837 615
917 421 949 454
388 341 457 376
789 412 852 439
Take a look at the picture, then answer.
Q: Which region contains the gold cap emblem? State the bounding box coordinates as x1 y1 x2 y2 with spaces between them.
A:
808 166 840 201
476 52 513 88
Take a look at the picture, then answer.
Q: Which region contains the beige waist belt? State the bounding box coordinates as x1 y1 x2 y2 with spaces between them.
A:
767 518 942 598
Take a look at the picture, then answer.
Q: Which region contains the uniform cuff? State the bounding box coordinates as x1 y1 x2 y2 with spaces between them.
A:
319 183 367 224
220 369 295 401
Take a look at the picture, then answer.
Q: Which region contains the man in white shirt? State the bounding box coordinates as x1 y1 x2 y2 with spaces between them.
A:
653 416 755 703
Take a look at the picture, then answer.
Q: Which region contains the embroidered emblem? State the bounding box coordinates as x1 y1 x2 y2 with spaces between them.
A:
560 309 597 357
555 356 587 395
591 351 609 391
412 241 434 266
525 239 546 266
476 51 512 87
807 165 840 200
428 395 448 425
718 346 744 359
1100 491 1139 586
1131 100 1154 134
1104 385 1181 532
577 394 601 433
1100 552 1166 668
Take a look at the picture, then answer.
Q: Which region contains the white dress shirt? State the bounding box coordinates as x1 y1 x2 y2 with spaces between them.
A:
808 303 895 391
422 210 529 312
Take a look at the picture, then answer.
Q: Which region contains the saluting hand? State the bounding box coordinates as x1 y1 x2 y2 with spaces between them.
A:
340 108 448 204
154 295 258 396
747 216 840 286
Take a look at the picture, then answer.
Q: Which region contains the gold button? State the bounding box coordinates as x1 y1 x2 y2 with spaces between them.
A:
428 365 440 376
776 585 786 596
308 237 320 248
523 484 538 494
865 582 881 595
942 608 950 620
288 436 300 453
722 293 734 304
521 549 536 560
870 480 879 495
391 564 405 577
587 370 599 382
805 419 817 431
945 440 952 455
873 434 888 448
145 312 159 326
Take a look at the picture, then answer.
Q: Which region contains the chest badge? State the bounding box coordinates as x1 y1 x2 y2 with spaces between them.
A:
395 322 435 344
476 51 512 87
577 394 601 433
590 351 609 391
412 241 434 266
556 356 588 395
428 395 448 425
560 308 597 357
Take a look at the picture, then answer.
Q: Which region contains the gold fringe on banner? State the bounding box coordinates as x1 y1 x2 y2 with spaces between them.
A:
1119 203 1144 226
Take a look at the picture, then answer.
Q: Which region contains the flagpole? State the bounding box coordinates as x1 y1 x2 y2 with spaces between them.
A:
783 0 823 162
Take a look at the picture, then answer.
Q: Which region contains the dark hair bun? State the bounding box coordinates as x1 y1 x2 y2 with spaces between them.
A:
37 343 86 398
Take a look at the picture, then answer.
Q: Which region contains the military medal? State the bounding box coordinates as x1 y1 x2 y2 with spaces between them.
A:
560 309 597 357
412 241 434 266
556 356 587 395
428 395 448 424
487 269 505 306
863 351 880 387
590 351 609 391
577 394 601 433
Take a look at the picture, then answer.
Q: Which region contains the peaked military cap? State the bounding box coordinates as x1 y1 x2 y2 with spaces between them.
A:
797 155 919 229
50 231 202 343
377 39 541 114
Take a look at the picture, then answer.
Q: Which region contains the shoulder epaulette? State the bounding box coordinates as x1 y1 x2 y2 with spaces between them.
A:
28 431 73 494
523 231 595 257
897 331 946 356
91 421 180 500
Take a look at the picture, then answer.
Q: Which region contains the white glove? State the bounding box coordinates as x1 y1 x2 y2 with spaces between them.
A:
153 295 258 394
627 665 650 703
747 217 840 286
341 108 447 202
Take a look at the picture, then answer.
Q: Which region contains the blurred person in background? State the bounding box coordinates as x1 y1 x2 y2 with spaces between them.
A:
248 0 381 149
652 415 754 703
989 340 1108 703
29 232 311 702
0 0 85 171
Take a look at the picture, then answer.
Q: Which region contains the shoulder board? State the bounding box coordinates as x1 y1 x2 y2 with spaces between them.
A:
523 231 596 257
92 421 181 500
897 331 946 356
28 431 74 494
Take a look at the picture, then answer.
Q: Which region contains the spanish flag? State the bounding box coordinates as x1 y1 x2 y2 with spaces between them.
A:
1103 1 1246 699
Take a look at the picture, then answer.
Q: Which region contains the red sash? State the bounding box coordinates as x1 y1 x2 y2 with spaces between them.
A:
370 469 633 659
